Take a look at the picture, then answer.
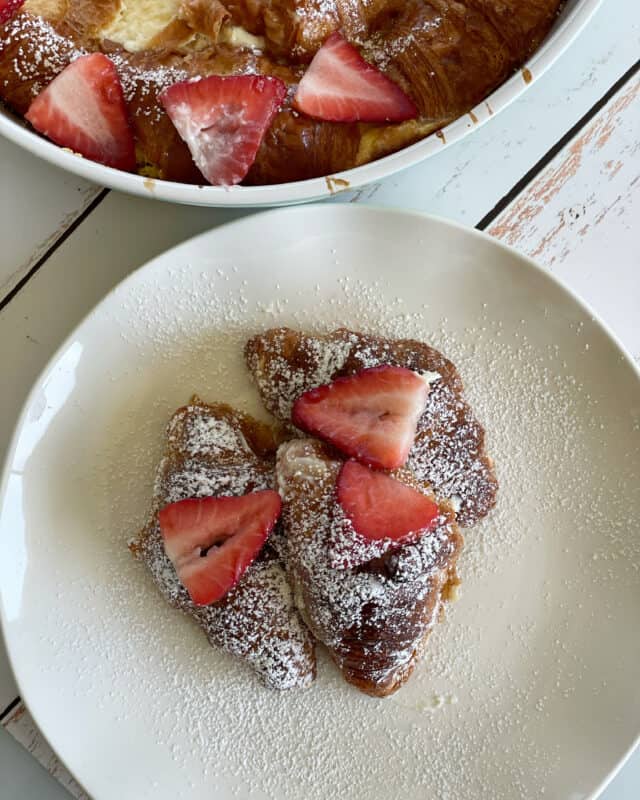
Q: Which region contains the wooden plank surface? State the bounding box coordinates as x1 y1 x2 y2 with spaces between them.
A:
0 137 99 300
488 72 640 361
1 704 87 800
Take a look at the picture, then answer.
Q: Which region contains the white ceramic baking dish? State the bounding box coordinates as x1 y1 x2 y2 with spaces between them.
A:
0 0 602 207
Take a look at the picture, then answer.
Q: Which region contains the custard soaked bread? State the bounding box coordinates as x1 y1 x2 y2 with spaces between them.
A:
0 0 564 184
277 438 463 696
131 397 316 689
245 327 497 527
130 327 497 695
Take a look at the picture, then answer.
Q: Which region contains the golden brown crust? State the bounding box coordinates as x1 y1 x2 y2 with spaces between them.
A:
245 327 498 527
132 396 316 690
247 109 362 185
277 438 463 696
56 0 120 41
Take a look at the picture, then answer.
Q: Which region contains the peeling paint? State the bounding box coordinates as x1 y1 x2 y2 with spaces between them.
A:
488 73 639 266
2 703 26 726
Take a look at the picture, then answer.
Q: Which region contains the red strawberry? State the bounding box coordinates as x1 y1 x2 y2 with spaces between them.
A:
160 75 286 186
159 490 281 606
25 54 135 171
0 0 25 24
293 32 417 123
337 460 439 543
292 365 429 470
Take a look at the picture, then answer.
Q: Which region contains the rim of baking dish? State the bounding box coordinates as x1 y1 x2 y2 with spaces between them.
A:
0 0 602 207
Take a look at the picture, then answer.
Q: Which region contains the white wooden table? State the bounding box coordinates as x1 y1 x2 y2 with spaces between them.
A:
1 0 639 796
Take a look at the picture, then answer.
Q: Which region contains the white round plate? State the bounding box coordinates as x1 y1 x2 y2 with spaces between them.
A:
1 206 639 800
0 0 601 207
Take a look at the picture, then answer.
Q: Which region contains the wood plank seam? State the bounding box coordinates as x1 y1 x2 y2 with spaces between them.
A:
475 57 640 231
0 189 110 313
0 696 21 723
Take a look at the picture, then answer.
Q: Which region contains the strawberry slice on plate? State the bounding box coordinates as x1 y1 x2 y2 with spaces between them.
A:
160 75 287 186
0 0 25 24
337 460 439 544
25 53 135 171
293 32 417 123
292 365 429 470
159 490 282 606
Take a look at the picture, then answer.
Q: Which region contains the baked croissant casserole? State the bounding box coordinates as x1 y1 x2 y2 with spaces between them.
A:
133 329 495 696
0 0 564 185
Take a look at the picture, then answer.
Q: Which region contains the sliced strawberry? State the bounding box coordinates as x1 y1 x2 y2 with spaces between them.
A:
0 0 25 24
337 460 439 544
160 74 286 186
25 54 135 171
293 32 417 123
292 365 429 470
159 490 281 606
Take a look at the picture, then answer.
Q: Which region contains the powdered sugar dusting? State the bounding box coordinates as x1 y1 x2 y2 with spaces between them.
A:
327 501 392 569
246 327 497 526
363 14 443 71
246 327 355 420
25 245 640 800
169 404 251 458
277 438 461 691
107 51 190 120
135 401 315 690
1 13 85 95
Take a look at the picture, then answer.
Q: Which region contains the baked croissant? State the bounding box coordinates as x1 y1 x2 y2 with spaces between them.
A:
0 0 563 184
245 327 498 527
131 397 316 690
277 438 463 696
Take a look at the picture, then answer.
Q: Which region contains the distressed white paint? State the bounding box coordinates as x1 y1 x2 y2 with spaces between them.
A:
0 0 637 303
488 73 640 362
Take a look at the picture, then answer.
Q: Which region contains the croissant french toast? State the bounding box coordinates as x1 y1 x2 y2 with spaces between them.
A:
131 396 316 689
0 0 564 184
245 327 497 527
277 438 463 696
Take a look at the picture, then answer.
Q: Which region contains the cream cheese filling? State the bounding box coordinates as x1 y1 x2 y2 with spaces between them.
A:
103 0 265 52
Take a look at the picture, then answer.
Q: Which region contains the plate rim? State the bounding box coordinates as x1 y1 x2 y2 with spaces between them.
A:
0 0 603 207
1 203 638 799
